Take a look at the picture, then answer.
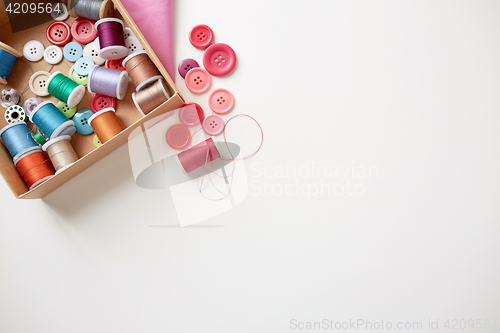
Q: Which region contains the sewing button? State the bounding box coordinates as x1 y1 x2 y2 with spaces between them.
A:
71 17 98 45
63 42 83 62
208 88 234 114
82 42 104 66
203 114 225 136
178 58 199 79
43 45 62 65
56 101 77 119
203 43 237 77
125 36 143 55
74 57 94 76
28 71 51 96
73 109 94 135
90 93 116 113
178 103 204 128
189 24 214 49
123 27 135 40
23 40 44 62
69 66 88 86
46 21 71 46
93 135 102 147
50 3 68 21
105 58 125 71
166 124 191 150
185 67 211 94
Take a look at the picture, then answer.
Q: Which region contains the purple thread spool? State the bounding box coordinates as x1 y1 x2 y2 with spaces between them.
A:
94 18 128 60
87 65 129 100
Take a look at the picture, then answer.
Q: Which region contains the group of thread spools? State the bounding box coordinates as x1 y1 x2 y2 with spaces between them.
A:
0 0 171 190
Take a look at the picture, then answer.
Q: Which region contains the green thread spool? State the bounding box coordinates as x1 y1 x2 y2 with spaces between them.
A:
46 71 86 108
33 132 47 145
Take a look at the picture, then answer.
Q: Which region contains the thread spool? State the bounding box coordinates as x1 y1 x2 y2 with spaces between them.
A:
122 51 163 91
30 101 76 139
46 71 86 108
4 105 27 124
1 88 21 108
14 149 54 189
42 135 78 174
0 122 40 161
88 107 124 143
0 41 22 85
87 65 128 100
24 97 43 116
176 138 221 174
33 131 48 146
132 79 170 116
68 0 113 20
94 18 128 60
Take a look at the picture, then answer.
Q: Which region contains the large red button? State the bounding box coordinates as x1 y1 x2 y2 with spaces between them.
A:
90 93 117 113
203 43 237 77
46 21 71 46
189 24 214 49
166 124 191 150
105 58 126 71
178 103 205 127
71 18 98 44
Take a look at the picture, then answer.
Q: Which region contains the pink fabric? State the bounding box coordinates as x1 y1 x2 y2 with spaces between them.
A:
120 0 175 82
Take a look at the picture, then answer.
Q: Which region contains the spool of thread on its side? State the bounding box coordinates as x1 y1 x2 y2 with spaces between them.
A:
88 107 124 143
46 71 86 107
122 51 162 91
14 149 55 189
176 138 221 174
0 41 22 85
24 97 43 116
0 122 40 161
132 79 170 116
30 101 76 139
42 135 78 174
1 88 21 108
87 65 129 100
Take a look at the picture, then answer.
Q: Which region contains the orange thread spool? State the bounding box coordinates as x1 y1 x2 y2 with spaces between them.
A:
132 79 170 116
122 51 162 91
15 150 55 189
88 107 125 143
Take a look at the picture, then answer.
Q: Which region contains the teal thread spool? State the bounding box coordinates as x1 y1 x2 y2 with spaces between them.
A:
0 122 40 161
30 101 76 139
46 71 86 108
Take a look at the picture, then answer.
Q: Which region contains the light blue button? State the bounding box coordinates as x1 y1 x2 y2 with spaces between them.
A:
74 57 94 76
63 42 83 62
73 109 94 135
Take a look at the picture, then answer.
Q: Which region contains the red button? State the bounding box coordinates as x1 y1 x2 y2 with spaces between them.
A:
178 103 205 127
208 88 234 114
90 93 117 113
105 58 126 71
185 67 211 94
203 43 237 77
70 18 98 44
189 24 214 49
46 21 71 46
166 124 191 150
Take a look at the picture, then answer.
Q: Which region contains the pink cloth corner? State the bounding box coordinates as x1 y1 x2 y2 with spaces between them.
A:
120 0 175 82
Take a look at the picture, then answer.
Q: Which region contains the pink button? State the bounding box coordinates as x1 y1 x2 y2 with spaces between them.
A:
46 21 71 46
71 18 98 44
166 124 191 150
178 103 205 128
189 24 214 49
203 114 225 136
185 67 211 94
208 88 234 114
90 93 117 113
202 43 236 77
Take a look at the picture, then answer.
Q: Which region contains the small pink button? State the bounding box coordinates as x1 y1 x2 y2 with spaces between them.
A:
208 88 234 114
166 124 191 150
185 67 211 94
189 24 214 49
203 114 225 136
178 103 205 128
202 43 236 77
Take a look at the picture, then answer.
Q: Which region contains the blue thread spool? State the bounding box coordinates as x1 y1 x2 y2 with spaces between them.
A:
30 101 76 139
0 122 40 161
0 41 22 85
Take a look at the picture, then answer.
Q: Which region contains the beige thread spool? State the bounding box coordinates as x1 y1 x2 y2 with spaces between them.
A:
132 79 170 117
42 135 78 174
122 51 163 91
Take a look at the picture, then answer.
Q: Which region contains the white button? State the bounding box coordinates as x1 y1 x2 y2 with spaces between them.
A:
123 27 135 40
29 71 51 96
83 43 104 66
125 37 144 55
23 40 45 62
43 45 63 65
50 3 68 21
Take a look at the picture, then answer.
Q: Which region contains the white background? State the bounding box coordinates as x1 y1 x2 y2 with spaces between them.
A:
1 0 500 332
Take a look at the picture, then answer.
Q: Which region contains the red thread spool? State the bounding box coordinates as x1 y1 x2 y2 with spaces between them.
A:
14 150 55 189
176 138 221 174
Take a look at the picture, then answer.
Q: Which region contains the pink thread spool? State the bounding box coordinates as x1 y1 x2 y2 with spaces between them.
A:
176 138 221 174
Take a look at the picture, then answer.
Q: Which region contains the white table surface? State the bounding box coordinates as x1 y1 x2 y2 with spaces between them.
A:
1 1 500 332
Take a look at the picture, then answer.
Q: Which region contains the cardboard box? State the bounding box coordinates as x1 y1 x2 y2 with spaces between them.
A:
0 0 184 199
